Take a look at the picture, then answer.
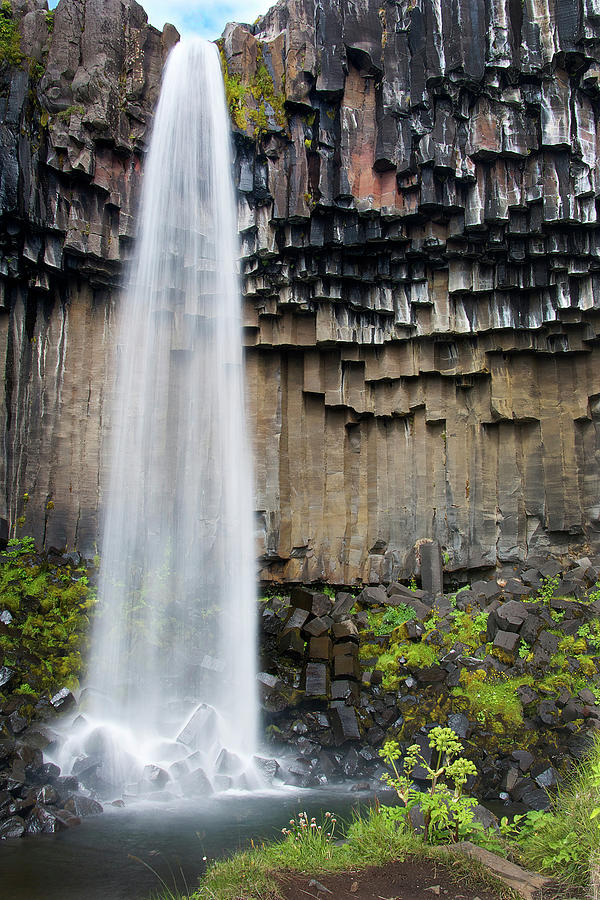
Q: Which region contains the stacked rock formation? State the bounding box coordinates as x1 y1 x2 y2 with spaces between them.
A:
258 552 600 808
1 0 600 581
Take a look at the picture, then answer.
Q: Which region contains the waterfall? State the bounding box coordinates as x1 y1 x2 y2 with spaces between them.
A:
58 39 259 797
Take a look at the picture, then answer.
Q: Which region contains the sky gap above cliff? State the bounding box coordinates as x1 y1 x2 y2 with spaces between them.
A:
47 0 269 38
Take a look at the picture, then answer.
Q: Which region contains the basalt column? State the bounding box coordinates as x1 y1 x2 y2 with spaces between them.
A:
2 0 600 582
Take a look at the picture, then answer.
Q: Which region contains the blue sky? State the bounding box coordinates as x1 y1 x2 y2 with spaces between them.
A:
47 1 270 39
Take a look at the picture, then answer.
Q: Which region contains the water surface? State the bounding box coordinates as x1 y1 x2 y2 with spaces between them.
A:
1 790 367 900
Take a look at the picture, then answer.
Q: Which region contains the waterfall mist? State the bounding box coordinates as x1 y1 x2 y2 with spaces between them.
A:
58 39 259 796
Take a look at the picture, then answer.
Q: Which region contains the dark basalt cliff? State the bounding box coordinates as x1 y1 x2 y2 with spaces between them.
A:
2 0 600 582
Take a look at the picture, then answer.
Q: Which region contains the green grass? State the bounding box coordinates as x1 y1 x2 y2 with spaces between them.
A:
148 809 520 900
515 734 600 890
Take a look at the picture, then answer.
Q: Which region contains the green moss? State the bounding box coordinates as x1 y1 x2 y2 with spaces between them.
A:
0 1 22 67
400 642 440 668
45 10 54 33
440 609 488 655
218 40 287 136
56 104 85 122
452 670 531 732
0 538 96 712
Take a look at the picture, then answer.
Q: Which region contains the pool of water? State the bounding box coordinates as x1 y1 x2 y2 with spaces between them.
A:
0 788 370 900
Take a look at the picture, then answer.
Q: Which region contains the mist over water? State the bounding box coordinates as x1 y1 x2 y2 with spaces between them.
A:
58 39 258 795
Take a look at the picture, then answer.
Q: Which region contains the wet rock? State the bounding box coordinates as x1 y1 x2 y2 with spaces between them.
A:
357 586 388 607
511 750 534 773
25 804 62 834
304 662 330 698
53 809 81 828
332 619 358 642
447 713 470 739
331 593 356 618
215 750 244 777
180 767 213 796
278 627 305 657
0 667 13 688
63 795 103 817
492 600 529 634
0 815 25 839
329 704 360 744
533 766 558 791
50 688 76 712
492 630 520 654
142 765 169 790
177 704 219 750
8 712 27 734
304 617 332 637
253 755 280 783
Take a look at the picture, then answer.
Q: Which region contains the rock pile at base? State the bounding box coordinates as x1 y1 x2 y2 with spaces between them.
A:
0 688 102 838
259 547 600 810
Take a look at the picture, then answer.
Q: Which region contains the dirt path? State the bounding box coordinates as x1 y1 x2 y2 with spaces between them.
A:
275 860 505 900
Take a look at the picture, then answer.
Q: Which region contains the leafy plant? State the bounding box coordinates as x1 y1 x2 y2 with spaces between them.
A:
536 574 560 605
378 727 479 844
367 604 417 635
578 619 600 652
518 639 531 660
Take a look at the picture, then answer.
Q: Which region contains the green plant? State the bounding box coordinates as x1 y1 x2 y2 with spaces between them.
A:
536 574 560 605
379 727 479 844
513 735 600 889
56 104 85 121
367 604 416 635
578 619 600 651
408 575 417 591
45 10 54 32
0 1 22 67
587 581 600 605
0 537 95 713
518 639 531 659
442 607 487 654
452 670 528 731
448 584 471 609
280 810 337 848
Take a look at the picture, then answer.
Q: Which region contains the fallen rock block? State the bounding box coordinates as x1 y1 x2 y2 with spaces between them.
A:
448 841 550 900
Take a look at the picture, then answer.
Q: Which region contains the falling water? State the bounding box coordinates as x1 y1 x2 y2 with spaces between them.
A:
58 40 259 797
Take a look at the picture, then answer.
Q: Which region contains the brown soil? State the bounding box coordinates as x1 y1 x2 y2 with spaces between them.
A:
275 859 506 900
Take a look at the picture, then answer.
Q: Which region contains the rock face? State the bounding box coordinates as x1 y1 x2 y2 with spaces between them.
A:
2 0 600 580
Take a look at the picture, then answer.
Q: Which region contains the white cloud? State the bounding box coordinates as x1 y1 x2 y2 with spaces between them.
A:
140 0 272 39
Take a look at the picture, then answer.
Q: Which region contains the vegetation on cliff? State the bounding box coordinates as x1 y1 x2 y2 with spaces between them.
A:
0 1 23 67
217 41 286 136
0 536 96 718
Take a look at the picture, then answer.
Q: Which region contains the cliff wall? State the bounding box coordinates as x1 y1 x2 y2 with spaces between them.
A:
2 0 600 582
